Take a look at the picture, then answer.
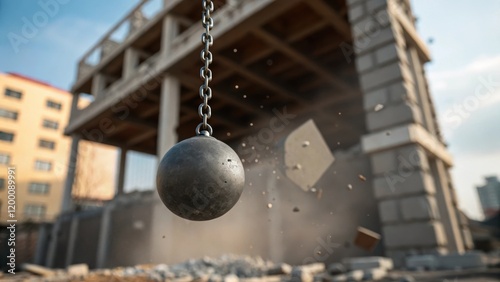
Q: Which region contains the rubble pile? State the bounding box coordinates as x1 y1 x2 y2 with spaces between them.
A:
10 255 422 282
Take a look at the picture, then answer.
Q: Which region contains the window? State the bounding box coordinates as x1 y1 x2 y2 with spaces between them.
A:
5 88 22 99
0 153 10 165
42 119 59 130
0 108 18 120
0 131 14 142
28 182 50 194
39 139 56 150
34 160 52 171
46 100 62 110
0 178 4 190
24 204 46 218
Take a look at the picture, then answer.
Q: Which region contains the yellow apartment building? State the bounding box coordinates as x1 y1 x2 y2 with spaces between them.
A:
0 72 117 223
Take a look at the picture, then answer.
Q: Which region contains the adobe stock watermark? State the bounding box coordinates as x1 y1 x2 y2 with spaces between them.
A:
443 73 500 128
302 235 341 265
7 0 71 54
237 107 297 163
383 148 425 193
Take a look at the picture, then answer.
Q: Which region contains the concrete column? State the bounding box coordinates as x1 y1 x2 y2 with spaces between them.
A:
65 216 80 266
34 223 50 265
91 73 107 100
62 134 80 212
69 93 80 121
406 46 437 136
116 148 127 195
123 48 140 79
156 75 180 158
96 204 114 268
151 75 180 263
46 220 61 267
347 0 461 264
430 158 465 253
161 15 179 59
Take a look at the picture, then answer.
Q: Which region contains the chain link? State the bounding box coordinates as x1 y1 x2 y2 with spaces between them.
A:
197 0 214 136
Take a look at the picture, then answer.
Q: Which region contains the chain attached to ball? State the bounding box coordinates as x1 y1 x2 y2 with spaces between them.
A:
197 0 214 136
156 0 245 221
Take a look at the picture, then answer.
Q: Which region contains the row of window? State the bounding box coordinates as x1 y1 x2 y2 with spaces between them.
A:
0 202 47 218
0 130 59 144
0 155 52 171
0 138 56 153
5 88 62 110
0 111 60 129
0 179 50 194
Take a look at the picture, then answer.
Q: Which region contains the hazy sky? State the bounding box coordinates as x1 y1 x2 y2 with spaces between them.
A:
0 0 498 219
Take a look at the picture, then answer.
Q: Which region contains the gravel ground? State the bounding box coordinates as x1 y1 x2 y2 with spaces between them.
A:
1 255 499 282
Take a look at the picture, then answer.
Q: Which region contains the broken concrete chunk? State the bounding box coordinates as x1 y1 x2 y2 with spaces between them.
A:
405 254 438 271
353 226 381 251
342 257 393 271
21 263 56 277
267 263 292 276
362 267 387 280
294 262 325 274
283 119 334 192
67 263 89 277
291 269 314 282
345 270 363 281
326 263 345 275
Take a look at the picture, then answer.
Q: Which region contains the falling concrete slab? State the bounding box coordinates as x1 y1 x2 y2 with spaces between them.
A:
353 226 381 252
281 119 334 191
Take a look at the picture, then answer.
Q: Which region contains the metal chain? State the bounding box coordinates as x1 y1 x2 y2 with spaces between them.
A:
196 0 214 136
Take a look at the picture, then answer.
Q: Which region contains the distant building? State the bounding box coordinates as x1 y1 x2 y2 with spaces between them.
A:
0 72 117 223
477 176 500 218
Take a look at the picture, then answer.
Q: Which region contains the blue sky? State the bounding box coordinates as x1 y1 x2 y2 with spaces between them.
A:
1 0 499 219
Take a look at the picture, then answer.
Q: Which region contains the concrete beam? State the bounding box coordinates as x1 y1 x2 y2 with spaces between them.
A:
306 0 352 40
361 123 453 166
252 28 353 92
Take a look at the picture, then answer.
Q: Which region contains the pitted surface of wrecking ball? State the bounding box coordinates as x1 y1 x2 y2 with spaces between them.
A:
156 136 245 221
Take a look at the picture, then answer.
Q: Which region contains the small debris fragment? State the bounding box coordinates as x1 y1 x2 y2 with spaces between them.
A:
243 94 247 98
293 163 302 170
354 226 381 251
293 207 300 212
267 203 273 209
347 184 353 190
374 104 384 112
316 188 323 200
310 187 317 193
302 140 310 147
235 85 239 89
358 174 367 182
